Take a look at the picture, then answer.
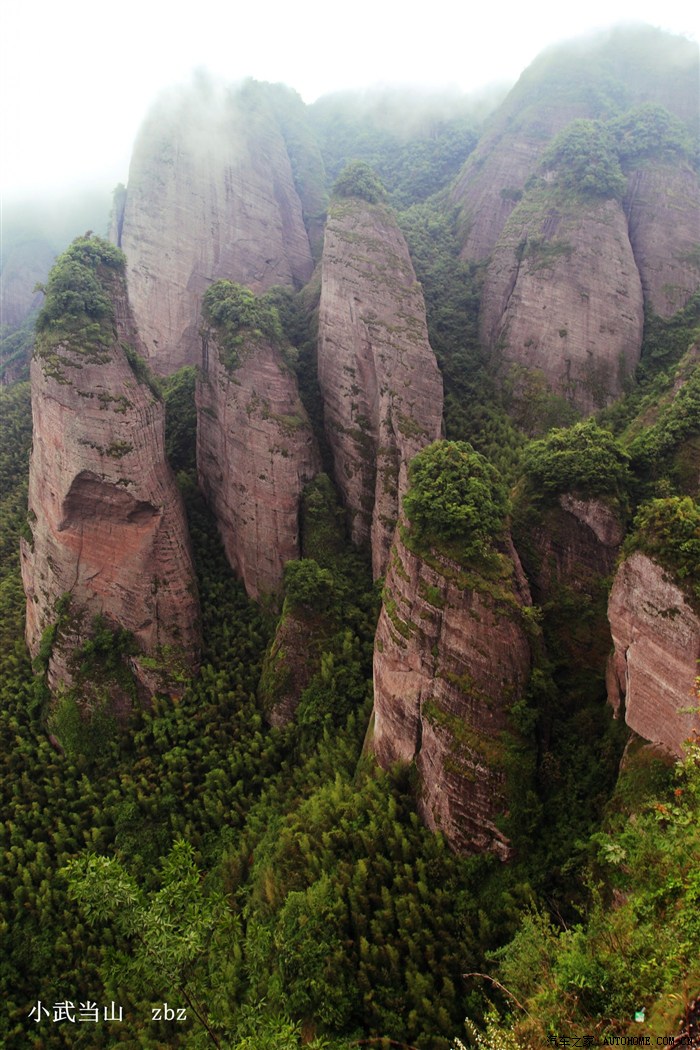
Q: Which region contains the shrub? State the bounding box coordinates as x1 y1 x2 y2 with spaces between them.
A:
202 280 284 370
332 160 387 204
283 559 336 612
402 440 509 555
522 420 630 498
624 496 700 603
543 119 626 199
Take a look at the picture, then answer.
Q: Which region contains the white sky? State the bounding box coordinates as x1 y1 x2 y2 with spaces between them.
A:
1 0 698 203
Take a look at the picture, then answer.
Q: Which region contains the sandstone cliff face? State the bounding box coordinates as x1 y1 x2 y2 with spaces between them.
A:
372 528 532 857
116 78 321 374
607 552 700 756
480 192 644 412
317 199 443 577
520 494 625 601
196 331 320 600
624 161 700 318
20 249 200 708
451 26 700 263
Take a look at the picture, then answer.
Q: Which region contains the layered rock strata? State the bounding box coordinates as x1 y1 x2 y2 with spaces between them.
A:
20 244 200 708
479 192 645 412
196 330 320 600
623 161 700 318
317 199 443 577
372 527 532 857
607 552 700 756
451 26 700 263
115 78 321 374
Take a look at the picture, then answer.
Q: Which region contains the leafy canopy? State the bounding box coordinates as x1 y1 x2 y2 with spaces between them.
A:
543 119 626 199
202 280 284 370
332 160 387 204
522 420 630 497
625 496 700 604
402 440 509 554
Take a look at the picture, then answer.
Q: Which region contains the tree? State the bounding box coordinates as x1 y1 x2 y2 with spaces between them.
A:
63 839 237 1047
522 420 630 498
332 161 387 204
543 119 626 199
402 440 509 555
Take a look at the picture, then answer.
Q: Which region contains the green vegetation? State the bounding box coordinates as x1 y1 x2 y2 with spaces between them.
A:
33 236 125 377
3 48 700 1050
332 160 387 204
522 420 631 499
310 89 481 209
403 441 509 555
624 496 700 606
611 102 696 166
202 280 285 370
543 119 626 199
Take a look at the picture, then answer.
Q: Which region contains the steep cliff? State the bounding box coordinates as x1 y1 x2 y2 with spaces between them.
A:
623 161 700 318
115 77 324 374
451 26 699 263
607 551 700 756
372 525 532 857
371 443 532 856
20 238 200 710
317 189 443 577
479 183 644 414
196 281 320 600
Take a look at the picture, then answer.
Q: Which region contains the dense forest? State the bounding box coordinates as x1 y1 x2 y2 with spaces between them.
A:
2 24 700 1050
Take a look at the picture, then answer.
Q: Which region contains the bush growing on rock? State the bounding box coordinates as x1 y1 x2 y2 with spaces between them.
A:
402 440 509 555
523 420 630 498
332 160 387 204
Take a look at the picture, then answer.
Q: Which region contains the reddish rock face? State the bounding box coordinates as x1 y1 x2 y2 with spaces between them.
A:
524 494 625 600
196 331 320 601
116 80 319 374
317 199 443 577
372 528 532 858
624 162 700 319
21 263 200 707
480 194 644 413
451 26 699 264
607 552 700 757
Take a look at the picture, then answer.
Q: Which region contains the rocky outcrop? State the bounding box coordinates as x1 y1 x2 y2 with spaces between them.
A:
451 26 700 263
196 327 320 601
20 240 200 710
624 161 700 318
317 198 443 577
371 527 532 857
115 77 323 374
480 191 644 412
520 494 625 600
607 552 700 756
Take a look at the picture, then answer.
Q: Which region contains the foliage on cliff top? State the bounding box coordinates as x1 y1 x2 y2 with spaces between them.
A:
623 496 700 605
522 420 631 499
34 236 126 372
332 160 387 204
202 280 285 370
611 103 697 167
542 119 626 199
402 440 509 557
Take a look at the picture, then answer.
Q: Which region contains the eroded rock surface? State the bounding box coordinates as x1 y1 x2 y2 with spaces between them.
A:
480 193 644 412
624 162 700 318
607 551 700 756
317 199 443 577
116 78 322 374
196 330 320 600
372 528 532 857
21 248 200 708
